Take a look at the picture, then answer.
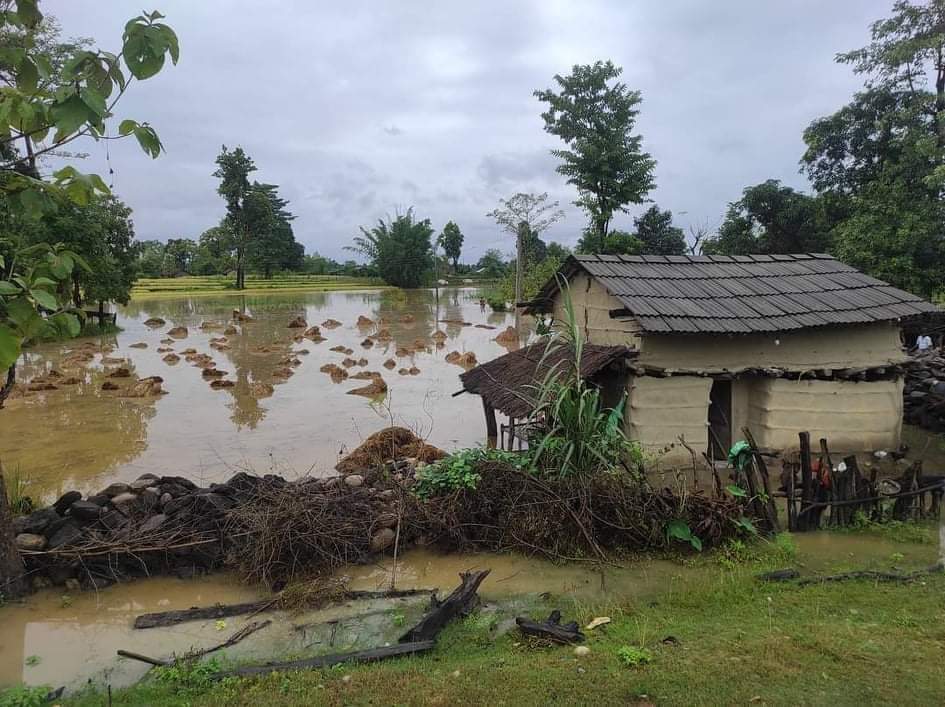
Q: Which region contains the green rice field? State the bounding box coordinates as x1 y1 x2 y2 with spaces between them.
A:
130 275 389 299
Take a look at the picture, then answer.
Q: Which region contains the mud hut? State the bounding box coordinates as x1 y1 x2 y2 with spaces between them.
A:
461 253 939 463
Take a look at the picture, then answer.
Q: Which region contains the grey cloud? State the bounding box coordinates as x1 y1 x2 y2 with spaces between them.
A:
45 0 891 260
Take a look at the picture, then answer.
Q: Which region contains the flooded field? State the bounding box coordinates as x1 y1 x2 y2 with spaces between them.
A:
0 288 522 499
1 533 939 692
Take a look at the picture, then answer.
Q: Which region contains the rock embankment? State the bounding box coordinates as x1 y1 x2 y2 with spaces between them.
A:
13 427 445 592
904 349 945 432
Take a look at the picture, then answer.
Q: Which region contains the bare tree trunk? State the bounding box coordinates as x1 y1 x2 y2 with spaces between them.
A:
0 468 29 600
514 221 525 336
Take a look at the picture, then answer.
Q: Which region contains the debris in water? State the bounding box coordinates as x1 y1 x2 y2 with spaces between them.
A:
321 319 342 329
357 315 375 327
383 359 397 369
320 363 349 382
202 368 227 379
474 324 496 330
336 426 446 473
288 316 307 328
167 326 188 339
347 376 388 398
129 342 148 349
144 318 166 327
350 371 383 380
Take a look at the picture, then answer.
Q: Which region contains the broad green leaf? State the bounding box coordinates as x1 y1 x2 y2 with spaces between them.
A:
14 0 42 28
80 86 107 119
30 287 58 310
49 312 80 338
726 484 747 498
0 324 22 371
133 125 163 158
0 281 20 295
118 119 138 136
16 56 39 91
31 276 57 289
50 93 91 140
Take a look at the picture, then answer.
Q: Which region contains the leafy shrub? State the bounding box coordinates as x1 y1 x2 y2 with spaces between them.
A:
413 447 529 499
666 519 702 551
0 686 50 707
154 658 221 694
617 645 653 667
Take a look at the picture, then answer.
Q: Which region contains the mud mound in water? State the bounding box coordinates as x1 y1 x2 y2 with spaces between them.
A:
288 316 307 328
357 315 374 327
167 326 188 339
336 426 446 474
321 318 342 329
347 376 388 398
383 358 397 369
144 318 165 327
495 326 519 346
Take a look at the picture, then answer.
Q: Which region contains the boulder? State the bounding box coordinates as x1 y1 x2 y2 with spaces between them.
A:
344 474 364 488
139 489 161 512
111 492 139 507
160 492 173 508
100 482 131 497
370 527 396 552
19 507 60 535
47 521 82 549
86 494 110 507
53 490 82 515
15 533 47 551
375 512 399 529
131 474 160 490
160 476 197 490
69 500 104 522
138 513 168 534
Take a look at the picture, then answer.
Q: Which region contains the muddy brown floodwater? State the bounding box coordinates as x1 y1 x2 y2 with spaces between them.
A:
1 534 939 692
0 288 526 499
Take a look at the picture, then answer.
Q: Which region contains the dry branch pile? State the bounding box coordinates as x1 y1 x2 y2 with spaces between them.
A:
335 427 446 474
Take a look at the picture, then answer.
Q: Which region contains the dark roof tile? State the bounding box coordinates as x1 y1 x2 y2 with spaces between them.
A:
526 253 940 334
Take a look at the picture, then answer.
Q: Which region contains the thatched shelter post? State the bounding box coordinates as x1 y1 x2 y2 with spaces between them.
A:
482 399 498 439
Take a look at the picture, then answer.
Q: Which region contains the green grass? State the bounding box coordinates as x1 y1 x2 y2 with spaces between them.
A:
130 275 389 300
53 538 945 707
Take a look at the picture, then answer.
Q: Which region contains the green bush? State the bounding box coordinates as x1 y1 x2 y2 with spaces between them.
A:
413 448 528 499
0 685 51 707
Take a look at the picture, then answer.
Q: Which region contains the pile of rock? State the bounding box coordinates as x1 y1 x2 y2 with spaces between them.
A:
903 350 945 432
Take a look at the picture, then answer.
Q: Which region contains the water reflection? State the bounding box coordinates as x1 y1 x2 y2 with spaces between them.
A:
0 289 527 498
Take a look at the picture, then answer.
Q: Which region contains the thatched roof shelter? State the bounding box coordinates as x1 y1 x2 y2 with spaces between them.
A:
458 340 636 419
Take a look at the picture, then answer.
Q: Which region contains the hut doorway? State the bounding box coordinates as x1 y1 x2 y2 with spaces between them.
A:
708 379 732 460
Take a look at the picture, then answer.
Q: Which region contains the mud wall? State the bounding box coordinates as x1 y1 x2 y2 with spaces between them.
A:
625 374 903 465
745 377 904 452
637 322 905 371
626 375 712 460
550 274 641 348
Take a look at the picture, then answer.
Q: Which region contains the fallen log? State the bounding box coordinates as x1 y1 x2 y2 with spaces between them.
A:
133 600 273 629
796 564 943 586
757 568 801 582
133 588 434 629
516 610 584 644
116 650 168 667
399 569 490 643
216 640 436 678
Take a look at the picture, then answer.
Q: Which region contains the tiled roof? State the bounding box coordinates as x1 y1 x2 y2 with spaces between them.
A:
530 253 940 334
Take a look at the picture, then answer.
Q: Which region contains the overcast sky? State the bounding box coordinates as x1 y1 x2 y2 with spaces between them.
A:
45 0 890 262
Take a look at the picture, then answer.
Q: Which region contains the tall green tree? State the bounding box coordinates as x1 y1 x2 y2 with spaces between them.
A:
348 208 433 288
577 228 642 255
800 0 945 295
213 145 256 289
702 181 830 256
135 239 165 277
438 221 463 271
535 60 656 250
0 0 178 599
245 183 303 278
192 225 233 275
162 237 196 275
634 205 686 255
475 248 506 278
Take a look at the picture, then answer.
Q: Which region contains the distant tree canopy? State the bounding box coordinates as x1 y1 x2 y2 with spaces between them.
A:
536 60 655 248
475 249 507 278
704 1 945 297
702 181 831 256
438 221 464 271
348 208 434 288
575 204 684 256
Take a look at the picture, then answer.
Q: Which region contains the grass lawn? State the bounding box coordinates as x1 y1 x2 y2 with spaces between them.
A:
57 534 945 707
130 275 389 300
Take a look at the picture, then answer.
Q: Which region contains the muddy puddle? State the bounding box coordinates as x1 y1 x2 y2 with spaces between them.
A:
0 288 525 500
2 530 939 693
